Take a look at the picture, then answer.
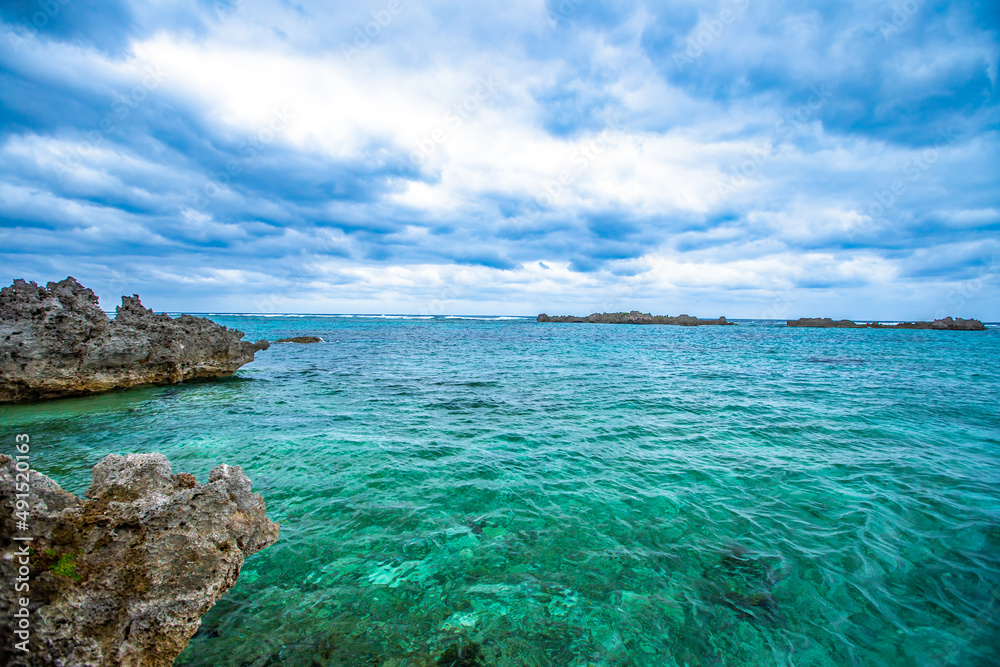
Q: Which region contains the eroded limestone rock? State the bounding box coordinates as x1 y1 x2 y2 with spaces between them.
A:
0 277 270 402
0 453 279 667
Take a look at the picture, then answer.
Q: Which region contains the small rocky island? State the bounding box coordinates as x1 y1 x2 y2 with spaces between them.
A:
786 316 986 330
275 336 323 344
0 277 270 402
537 311 734 326
0 453 279 667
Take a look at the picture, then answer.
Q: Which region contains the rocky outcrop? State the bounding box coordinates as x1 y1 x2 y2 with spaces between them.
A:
537 311 734 326
0 277 270 402
786 316 986 330
785 318 862 328
0 453 279 667
274 336 323 344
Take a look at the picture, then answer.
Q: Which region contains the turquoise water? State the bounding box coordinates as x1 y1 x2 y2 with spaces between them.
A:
2 316 999 666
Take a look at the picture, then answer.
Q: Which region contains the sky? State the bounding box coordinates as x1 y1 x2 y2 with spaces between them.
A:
0 0 998 319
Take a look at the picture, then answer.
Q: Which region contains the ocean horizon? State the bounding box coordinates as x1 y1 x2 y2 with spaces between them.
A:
101 312 1000 326
4 314 998 665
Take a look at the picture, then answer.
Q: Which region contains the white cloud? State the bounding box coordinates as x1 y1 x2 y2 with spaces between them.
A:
0 1 997 319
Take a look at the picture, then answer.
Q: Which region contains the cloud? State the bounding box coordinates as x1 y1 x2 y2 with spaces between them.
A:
0 0 997 318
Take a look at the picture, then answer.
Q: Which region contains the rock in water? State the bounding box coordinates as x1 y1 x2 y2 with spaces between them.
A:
786 316 986 330
274 336 323 344
0 277 270 402
0 453 280 667
537 310 734 326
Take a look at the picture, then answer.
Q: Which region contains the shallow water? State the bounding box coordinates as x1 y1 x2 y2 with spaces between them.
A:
2 317 999 666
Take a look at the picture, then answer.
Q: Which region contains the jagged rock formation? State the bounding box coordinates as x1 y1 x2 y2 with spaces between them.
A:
0 277 270 402
786 316 986 330
274 336 323 344
0 453 279 667
537 311 734 326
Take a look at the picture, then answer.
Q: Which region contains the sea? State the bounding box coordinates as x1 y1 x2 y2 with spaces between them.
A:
2 315 999 666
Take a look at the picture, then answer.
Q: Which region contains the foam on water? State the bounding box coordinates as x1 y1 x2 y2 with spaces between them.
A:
3 317 998 666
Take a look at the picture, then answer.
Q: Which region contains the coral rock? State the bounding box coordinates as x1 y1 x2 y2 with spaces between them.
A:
0 277 270 402
0 453 279 667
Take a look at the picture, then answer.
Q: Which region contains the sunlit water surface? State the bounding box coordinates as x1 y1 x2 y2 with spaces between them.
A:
2 317 999 666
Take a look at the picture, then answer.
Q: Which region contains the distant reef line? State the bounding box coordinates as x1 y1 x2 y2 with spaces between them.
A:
537 311 734 326
534 311 987 331
786 317 985 331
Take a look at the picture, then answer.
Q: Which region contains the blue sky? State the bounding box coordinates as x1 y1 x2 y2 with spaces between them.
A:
1 0 998 318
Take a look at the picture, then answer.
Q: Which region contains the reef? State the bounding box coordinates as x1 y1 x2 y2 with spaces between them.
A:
786 316 986 330
537 311 734 326
0 277 270 403
0 453 279 667
699 546 785 628
274 336 323 344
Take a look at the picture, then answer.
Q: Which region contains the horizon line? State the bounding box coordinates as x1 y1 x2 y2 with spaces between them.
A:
100 311 1000 324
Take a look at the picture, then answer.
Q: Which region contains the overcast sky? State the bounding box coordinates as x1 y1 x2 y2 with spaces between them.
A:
1 0 998 318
